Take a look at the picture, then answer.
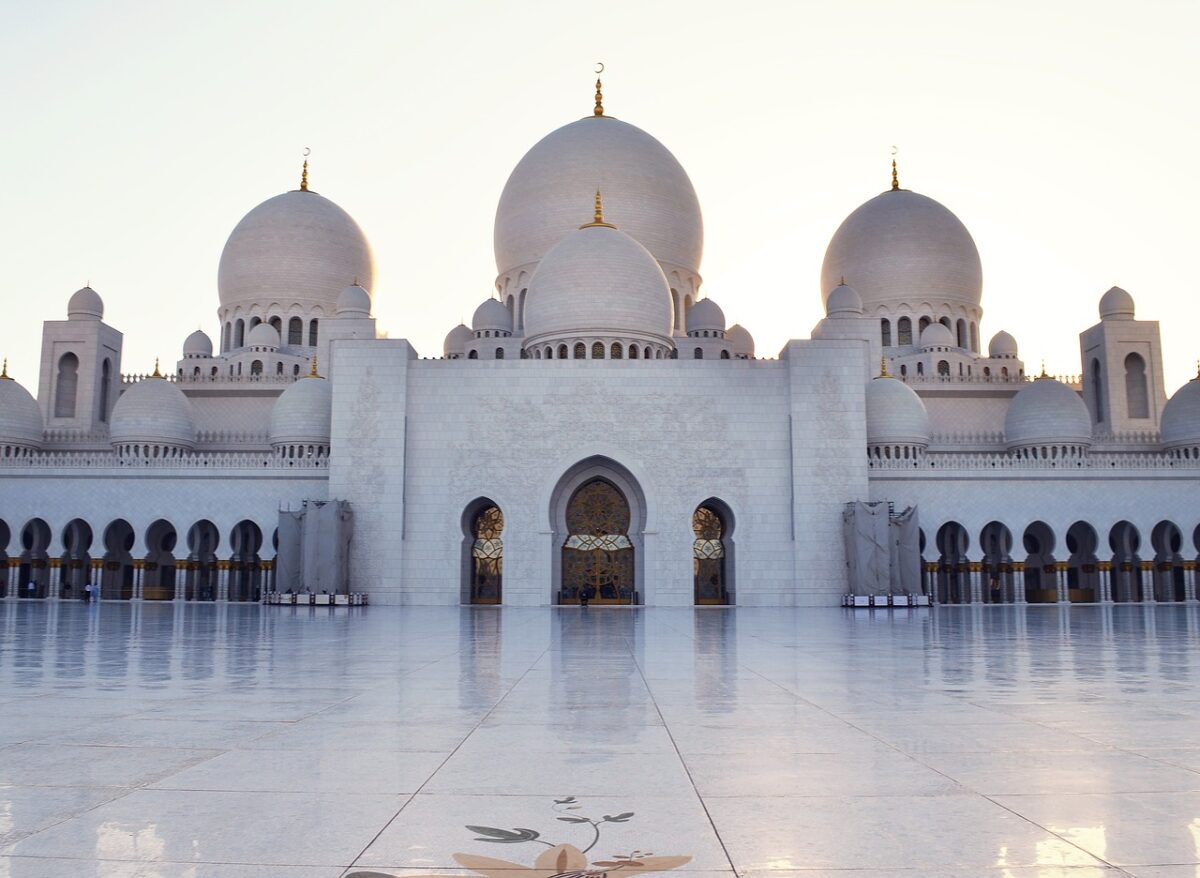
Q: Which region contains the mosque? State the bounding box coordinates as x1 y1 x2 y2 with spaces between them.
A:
1 78 1198 608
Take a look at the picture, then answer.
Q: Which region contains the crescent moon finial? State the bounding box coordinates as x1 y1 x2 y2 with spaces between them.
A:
300 147 310 191
303 146 311 157
890 146 900 191
595 62 604 75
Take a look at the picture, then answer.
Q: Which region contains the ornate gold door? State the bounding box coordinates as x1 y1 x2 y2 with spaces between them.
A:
693 505 728 605
470 506 503 604
561 480 635 605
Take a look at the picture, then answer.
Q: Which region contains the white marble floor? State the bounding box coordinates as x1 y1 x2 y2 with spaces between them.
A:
1 602 1199 877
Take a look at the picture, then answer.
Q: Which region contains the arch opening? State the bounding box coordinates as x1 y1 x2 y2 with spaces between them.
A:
694 499 735 605
462 499 503 605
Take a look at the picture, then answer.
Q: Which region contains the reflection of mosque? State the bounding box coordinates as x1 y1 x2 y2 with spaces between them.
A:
1 75 1198 607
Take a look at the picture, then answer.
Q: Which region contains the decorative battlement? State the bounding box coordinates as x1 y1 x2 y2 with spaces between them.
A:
122 373 298 386
0 450 328 470
870 450 1197 471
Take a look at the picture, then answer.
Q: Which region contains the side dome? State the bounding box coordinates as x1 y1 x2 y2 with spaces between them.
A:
726 324 755 358
821 188 982 312
920 322 955 349
246 322 280 350
336 283 371 318
218 189 375 317
988 330 1018 358
687 298 726 333
269 376 332 450
1161 376 1200 451
825 282 864 316
110 377 196 453
472 298 513 334
495 115 703 284
866 376 930 450
1004 378 1092 453
183 329 213 358
443 323 473 358
1099 285 1135 320
522 220 673 351
0 375 44 451
67 286 104 321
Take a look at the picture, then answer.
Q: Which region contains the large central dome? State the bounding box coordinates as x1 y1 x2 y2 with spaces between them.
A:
494 115 703 286
218 189 375 318
820 188 982 312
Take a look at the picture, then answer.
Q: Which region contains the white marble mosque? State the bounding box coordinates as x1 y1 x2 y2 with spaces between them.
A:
1 77 1199 608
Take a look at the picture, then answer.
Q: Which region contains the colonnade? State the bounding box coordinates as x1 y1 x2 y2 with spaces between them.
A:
2 557 275 602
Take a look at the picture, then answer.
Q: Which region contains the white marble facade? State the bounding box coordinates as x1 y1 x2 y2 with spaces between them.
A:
2 82 1198 607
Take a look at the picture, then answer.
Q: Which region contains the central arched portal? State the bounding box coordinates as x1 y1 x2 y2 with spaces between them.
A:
561 479 635 605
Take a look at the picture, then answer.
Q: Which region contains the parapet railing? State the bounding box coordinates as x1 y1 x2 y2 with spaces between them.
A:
870 451 1196 471
0 451 327 470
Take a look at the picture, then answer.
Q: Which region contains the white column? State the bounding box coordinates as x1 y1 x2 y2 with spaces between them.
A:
1184 562 1197 603
6 561 18 598
217 564 230 602
1098 564 1113 603
1057 564 1069 603
47 562 62 600
1013 563 1027 604
1140 562 1156 604
173 564 186 602
969 563 982 604
132 562 144 600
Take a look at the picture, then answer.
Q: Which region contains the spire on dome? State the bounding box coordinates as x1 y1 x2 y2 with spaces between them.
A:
309 354 321 378
593 62 605 116
891 159 899 191
300 147 311 192
152 358 162 378
877 356 891 379
579 189 616 229
1 358 9 380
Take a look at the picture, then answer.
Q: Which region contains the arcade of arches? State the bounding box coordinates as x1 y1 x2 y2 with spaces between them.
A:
929 519 1200 605
0 516 274 602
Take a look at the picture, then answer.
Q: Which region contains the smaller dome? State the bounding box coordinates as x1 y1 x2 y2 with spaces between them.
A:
866 376 930 447
110 377 196 450
1099 286 1135 320
443 323 473 358
183 330 213 358
727 324 755 358
0 376 44 449
269 376 332 446
920 322 955 348
472 298 513 334
1161 376 1200 449
336 283 372 317
825 282 863 316
67 286 104 321
246 322 280 350
687 298 726 333
1004 378 1092 451
988 330 1018 358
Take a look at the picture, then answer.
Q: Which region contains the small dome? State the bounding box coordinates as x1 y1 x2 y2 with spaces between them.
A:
726 324 755 358
687 298 726 333
183 330 213 357
822 189 982 312
443 323 473 357
67 286 104 321
523 223 673 347
825 282 864 316
0 376 44 449
1004 378 1092 451
246 322 280 349
472 298 513 334
866 376 931 447
495 115 703 282
988 330 1018 358
1099 286 1135 320
218 190 375 317
336 283 372 317
110 377 196 450
269 376 332 447
920 322 955 348
1161 377 1200 449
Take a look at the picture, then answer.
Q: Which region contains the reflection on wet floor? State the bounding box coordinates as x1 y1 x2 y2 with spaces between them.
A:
0 602 1199 876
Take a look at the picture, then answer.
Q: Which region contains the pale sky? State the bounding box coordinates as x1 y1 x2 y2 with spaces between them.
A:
1 0 1197 393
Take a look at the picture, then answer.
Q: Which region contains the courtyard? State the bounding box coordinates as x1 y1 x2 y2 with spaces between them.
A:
0 602 1199 877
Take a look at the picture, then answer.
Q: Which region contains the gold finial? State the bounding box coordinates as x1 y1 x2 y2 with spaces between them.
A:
309 354 320 378
579 189 616 229
1038 359 1049 379
891 159 899 191
152 358 162 378
1195 358 1199 379
878 356 891 378
0 358 9 380
300 147 311 191
840 276 847 286
593 62 605 116
353 276 359 287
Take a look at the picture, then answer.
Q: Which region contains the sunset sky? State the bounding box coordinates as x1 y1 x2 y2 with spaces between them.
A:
1 0 1197 392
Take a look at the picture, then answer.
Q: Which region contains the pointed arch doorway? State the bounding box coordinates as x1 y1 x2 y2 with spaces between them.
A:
550 457 647 605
